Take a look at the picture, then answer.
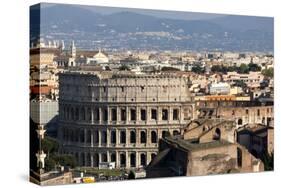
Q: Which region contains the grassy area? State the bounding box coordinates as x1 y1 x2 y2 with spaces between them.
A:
75 167 124 177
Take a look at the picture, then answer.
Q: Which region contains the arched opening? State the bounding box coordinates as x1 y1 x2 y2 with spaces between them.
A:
94 108 100 121
151 131 157 143
111 131 116 144
94 131 99 144
173 130 180 136
70 130 75 142
151 153 156 161
93 153 99 167
75 107 79 120
140 153 146 167
75 129 79 142
101 153 107 162
130 153 136 167
130 131 136 144
101 131 107 144
111 108 117 121
80 129 85 143
237 148 242 167
120 153 126 168
87 153 91 166
140 131 147 144
87 108 91 121
103 108 108 121
162 131 170 138
213 128 221 140
120 131 126 144
111 153 116 162
86 130 91 143
75 153 79 165
81 108 86 120
71 108 74 120
80 153 85 166
238 119 243 125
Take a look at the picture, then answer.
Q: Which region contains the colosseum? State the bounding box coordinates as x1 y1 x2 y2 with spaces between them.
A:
57 71 194 169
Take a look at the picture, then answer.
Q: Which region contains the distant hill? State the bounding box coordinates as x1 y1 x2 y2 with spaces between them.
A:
30 3 273 52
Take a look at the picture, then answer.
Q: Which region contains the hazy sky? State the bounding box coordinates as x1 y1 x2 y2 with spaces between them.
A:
41 3 225 21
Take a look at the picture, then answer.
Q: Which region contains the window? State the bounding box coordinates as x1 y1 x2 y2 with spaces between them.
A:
101 131 107 144
130 131 136 143
173 109 179 120
213 128 221 140
151 109 157 120
130 108 136 121
151 131 157 143
75 108 79 120
120 153 126 167
141 109 146 121
140 131 147 144
237 148 242 167
162 131 170 138
238 119 243 125
111 153 116 162
130 153 136 167
121 108 126 121
111 131 116 144
81 108 86 120
95 108 100 121
94 131 99 143
173 130 180 136
162 109 168 120
246 109 249 115
140 153 146 166
86 130 91 143
151 153 156 161
257 109 260 116
102 153 107 162
80 129 85 143
93 153 99 167
103 108 108 121
111 108 117 121
87 108 91 121
120 131 126 144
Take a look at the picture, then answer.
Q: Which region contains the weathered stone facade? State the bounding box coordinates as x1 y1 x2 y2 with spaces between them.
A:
146 120 264 177
196 100 273 127
57 71 194 169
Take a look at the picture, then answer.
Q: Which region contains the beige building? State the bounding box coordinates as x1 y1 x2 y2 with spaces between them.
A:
58 71 194 169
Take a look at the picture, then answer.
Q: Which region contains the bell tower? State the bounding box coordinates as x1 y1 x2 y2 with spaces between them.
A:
70 40 76 58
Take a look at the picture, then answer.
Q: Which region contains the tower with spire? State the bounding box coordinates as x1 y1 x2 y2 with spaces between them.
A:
70 40 76 58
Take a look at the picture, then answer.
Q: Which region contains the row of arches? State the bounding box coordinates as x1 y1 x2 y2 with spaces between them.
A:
62 128 181 145
61 105 182 123
67 151 157 168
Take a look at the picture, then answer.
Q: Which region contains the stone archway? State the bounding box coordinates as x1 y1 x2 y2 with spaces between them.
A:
238 118 243 125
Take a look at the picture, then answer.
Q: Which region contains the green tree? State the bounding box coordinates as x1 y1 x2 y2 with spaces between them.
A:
55 155 77 168
45 157 57 171
161 66 180 71
119 65 130 71
191 65 204 74
248 63 261 72
262 68 274 78
128 171 135 179
238 63 249 74
262 152 274 171
42 137 59 157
